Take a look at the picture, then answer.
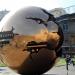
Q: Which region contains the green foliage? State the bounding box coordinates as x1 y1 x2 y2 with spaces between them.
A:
0 63 6 67
55 58 66 67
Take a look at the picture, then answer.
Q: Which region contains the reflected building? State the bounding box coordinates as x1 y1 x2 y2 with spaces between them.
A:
0 30 14 47
0 10 10 47
0 26 16 47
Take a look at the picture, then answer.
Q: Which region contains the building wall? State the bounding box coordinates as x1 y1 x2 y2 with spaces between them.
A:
50 8 67 17
0 10 9 21
56 13 75 57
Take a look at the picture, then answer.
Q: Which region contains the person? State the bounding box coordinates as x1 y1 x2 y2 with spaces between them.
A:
72 58 75 66
65 54 71 70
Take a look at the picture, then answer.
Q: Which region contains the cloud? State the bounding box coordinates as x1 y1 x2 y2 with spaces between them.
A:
0 0 60 11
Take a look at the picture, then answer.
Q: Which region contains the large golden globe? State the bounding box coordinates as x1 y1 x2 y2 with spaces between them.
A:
0 6 63 75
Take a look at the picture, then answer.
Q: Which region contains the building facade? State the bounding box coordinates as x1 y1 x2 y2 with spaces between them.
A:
0 10 9 21
56 13 75 57
50 8 67 17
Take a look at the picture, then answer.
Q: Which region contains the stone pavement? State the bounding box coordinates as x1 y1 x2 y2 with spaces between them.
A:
45 64 75 75
0 64 75 75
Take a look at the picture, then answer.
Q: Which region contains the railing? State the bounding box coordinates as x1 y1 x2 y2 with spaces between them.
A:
0 31 14 47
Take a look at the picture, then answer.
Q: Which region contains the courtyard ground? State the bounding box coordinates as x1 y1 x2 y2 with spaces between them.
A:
0 58 75 75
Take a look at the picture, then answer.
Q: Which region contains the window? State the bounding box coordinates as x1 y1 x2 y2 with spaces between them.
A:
63 23 68 32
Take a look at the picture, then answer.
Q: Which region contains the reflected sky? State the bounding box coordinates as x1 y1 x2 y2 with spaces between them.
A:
0 7 58 35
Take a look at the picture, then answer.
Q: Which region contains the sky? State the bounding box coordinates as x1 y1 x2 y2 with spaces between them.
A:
0 0 75 31
0 0 75 11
